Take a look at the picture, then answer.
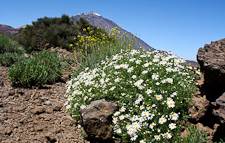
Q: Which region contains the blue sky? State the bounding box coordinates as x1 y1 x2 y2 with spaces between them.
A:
1 0 225 61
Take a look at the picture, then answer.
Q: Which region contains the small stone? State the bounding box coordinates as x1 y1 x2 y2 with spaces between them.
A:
53 102 63 111
46 108 53 114
45 132 57 142
5 126 12 135
31 106 45 114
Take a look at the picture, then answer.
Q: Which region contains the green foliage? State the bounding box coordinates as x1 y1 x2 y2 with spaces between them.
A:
0 34 25 54
0 53 26 66
14 15 110 54
8 50 68 88
15 15 79 52
65 45 200 142
180 125 207 143
72 27 136 77
215 137 225 143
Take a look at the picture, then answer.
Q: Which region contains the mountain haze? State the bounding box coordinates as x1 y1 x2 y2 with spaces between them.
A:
71 11 155 51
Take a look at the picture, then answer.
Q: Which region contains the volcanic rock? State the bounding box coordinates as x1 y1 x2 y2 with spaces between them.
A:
188 95 210 122
212 93 225 125
79 99 119 141
197 38 225 93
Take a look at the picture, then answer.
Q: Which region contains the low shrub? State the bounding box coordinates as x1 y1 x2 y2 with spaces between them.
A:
0 53 26 66
180 125 207 143
8 50 69 88
64 47 201 142
0 34 25 54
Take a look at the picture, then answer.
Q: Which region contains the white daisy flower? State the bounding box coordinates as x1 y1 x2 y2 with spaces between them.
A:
167 100 175 108
119 106 126 112
132 75 137 79
160 61 167 65
114 71 119 75
152 73 159 80
163 132 172 139
112 117 118 124
140 105 145 110
141 70 148 74
169 123 177 130
158 117 167 124
143 63 149 67
80 105 86 109
114 111 121 116
132 122 141 130
149 122 156 129
130 134 138 141
100 78 104 84
161 79 166 84
66 104 71 109
116 128 122 134
119 115 125 120
139 139 146 143
129 58 136 62
127 67 134 73
141 110 149 117
153 58 159 63
109 86 116 91
134 79 144 87
146 89 152 95
166 67 172 72
67 95 73 101
127 128 135 136
155 94 163 100
155 82 160 86
154 135 161 140
166 78 173 84
170 112 179 121
135 60 141 64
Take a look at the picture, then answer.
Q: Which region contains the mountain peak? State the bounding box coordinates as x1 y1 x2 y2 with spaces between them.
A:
88 10 101 16
71 11 154 51
75 11 101 17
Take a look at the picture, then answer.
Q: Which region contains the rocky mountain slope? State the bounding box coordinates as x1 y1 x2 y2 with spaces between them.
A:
71 11 154 51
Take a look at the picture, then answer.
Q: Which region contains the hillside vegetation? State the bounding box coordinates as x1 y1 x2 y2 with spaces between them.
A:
0 15 210 142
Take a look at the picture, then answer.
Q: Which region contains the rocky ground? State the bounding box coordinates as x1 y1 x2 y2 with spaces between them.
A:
0 66 90 143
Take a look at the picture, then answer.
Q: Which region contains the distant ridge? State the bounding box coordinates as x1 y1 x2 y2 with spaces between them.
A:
0 24 19 36
71 11 155 51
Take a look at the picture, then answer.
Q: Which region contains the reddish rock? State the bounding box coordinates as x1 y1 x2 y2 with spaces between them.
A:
188 95 210 122
47 46 75 62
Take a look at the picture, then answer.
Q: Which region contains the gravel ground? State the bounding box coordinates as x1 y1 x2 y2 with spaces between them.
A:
0 66 90 143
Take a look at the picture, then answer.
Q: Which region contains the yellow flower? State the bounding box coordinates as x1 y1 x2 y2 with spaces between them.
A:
70 44 73 47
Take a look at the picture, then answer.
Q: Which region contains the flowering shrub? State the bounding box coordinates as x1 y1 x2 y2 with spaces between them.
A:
64 48 199 142
71 27 136 76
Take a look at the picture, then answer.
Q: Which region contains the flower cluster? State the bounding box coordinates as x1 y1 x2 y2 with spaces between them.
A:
64 48 197 142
